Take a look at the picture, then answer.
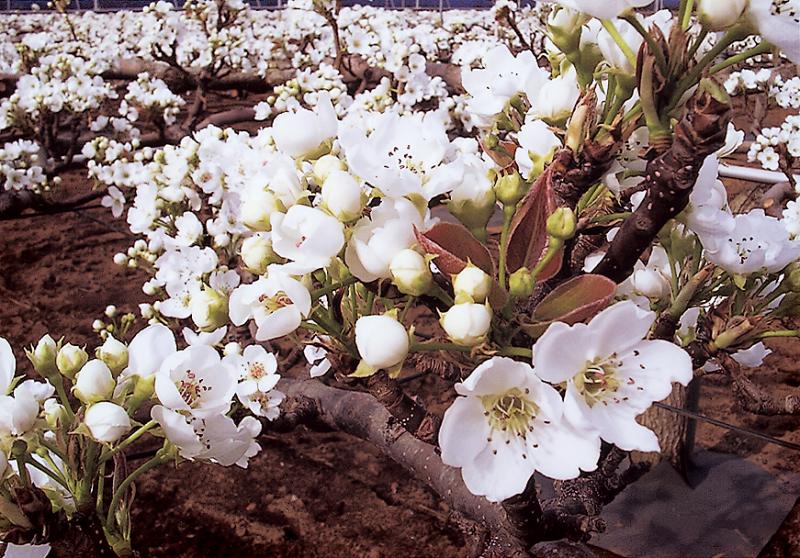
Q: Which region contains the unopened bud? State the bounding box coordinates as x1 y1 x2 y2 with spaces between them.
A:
452 263 492 304
494 172 525 207
389 249 432 296
27 334 58 379
98 335 129 377
56 343 88 380
509 267 535 298
190 287 229 332
546 207 577 240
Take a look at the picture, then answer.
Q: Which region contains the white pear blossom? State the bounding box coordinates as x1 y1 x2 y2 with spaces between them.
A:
747 0 800 63
700 209 800 275
345 197 430 282
548 0 654 19
124 324 177 379
229 267 312 341
270 205 345 274
272 92 337 157
453 263 492 304
73 360 116 404
304 340 332 378
514 120 562 180
151 405 262 468
533 301 693 452
223 345 284 419
155 345 236 418
439 357 600 502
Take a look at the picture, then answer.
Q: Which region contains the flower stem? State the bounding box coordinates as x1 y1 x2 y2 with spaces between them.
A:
23 457 70 491
758 329 800 339
679 0 695 30
623 14 666 72
311 276 359 300
410 341 472 353
601 19 637 69
100 420 158 464
498 205 515 291
52 376 75 423
709 42 772 75
105 451 167 529
496 346 533 359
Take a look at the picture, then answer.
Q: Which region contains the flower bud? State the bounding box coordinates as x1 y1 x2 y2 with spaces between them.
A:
546 207 577 240
547 7 587 55
448 188 496 237
241 188 283 231
56 343 88 379
630 268 670 299
240 234 279 275
697 0 746 30
509 267 534 298
389 249 432 296
127 374 156 414
355 313 410 371
440 303 492 347
98 335 129 377
312 154 346 183
452 263 492 304
84 402 131 444
43 398 67 429
27 334 58 379
73 360 115 404
190 286 229 332
494 172 526 207
322 170 363 222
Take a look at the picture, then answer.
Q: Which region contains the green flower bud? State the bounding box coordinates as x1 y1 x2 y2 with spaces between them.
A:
26 334 58 379
56 343 88 380
509 267 535 298
98 335 129 377
494 172 526 207
546 207 577 240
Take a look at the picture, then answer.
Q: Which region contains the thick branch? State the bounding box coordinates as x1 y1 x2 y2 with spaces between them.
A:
725 356 800 415
592 83 730 283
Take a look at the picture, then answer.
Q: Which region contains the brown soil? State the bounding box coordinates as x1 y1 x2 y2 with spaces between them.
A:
0 98 798 558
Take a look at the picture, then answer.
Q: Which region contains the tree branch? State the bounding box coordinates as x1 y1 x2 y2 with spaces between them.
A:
592 82 731 283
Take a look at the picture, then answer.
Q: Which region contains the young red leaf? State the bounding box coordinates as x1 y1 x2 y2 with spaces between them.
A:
520 274 616 338
505 167 563 281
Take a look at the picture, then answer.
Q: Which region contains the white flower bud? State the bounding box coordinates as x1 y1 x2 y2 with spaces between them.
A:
223 342 241 356
241 189 283 231
113 253 127 266
453 263 492 304
697 0 746 30
630 269 670 299
355 314 409 370
190 287 229 332
28 334 58 378
56 343 88 379
240 234 278 275
98 335 129 376
440 303 492 346
44 398 67 429
389 249 432 296
73 360 115 404
84 402 131 443
322 170 363 222
104 305 117 318
312 154 346 183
